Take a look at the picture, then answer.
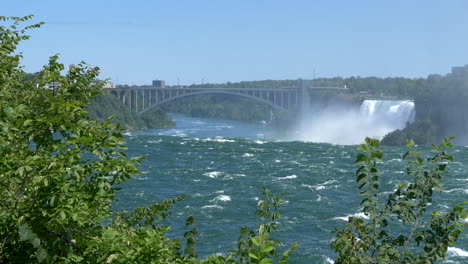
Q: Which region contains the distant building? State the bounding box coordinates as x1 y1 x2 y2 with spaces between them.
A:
152 80 166 88
451 65 468 77
103 82 116 88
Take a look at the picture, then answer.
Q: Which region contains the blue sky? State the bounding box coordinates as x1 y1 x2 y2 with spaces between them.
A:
4 0 468 85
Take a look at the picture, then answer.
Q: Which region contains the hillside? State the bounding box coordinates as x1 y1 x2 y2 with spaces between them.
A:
86 93 175 130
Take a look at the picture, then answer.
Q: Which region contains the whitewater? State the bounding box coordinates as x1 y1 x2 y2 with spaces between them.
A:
294 99 415 144
117 113 467 263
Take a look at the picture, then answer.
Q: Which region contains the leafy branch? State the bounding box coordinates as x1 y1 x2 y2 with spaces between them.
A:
332 137 466 264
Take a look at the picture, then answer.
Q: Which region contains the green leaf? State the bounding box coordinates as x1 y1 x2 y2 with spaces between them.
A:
359 190 371 196
280 242 299 263
357 144 370 153
260 243 274 253
366 137 380 148
77 119 88 127
239 225 250 237
23 119 32 126
371 150 383 160
186 216 195 226
15 166 25 176
359 181 370 190
31 237 40 248
251 236 262 246
360 198 372 206
356 173 368 184
392 205 401 212
396 183 408 189
356 154 369 164
106 254 116 263
19 224 34 241
356 166 368 175
36 246 48 262
249 252 260 260
260 258 273 264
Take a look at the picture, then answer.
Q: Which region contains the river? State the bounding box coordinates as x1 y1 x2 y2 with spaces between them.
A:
116 113 467 263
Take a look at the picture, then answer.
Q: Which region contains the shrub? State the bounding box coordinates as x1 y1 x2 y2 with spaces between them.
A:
332 137 466 263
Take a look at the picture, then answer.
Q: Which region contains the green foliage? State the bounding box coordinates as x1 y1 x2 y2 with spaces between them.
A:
203 188 298 264
0 15 192 263
183 216 198 258
162 94 271 123
414 71 468 144
86 93 175 130
0 17 297 263
176 77 424 98
167 72 468 146
381 120 438 146
83 196 193 264
332 137 466 263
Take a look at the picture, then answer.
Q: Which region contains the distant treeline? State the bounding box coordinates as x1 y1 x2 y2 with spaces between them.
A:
161 94 271 122
163 73 468 145
121 76 425 98
176 77 425 98
140 77 427 130
86 93 175 130
382 70 468 145
27 68 468 144
23 73 175 130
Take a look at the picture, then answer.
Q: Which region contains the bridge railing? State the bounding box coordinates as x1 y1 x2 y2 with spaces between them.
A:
104 85 349 114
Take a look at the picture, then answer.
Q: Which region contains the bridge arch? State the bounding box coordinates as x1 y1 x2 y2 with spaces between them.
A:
139 90 288 114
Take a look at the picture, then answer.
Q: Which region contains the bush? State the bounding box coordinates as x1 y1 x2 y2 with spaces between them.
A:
332 137 466 263
0 15 191 263
382 120 438 146
0 16 296 263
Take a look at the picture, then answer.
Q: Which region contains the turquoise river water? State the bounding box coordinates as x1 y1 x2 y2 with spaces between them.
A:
116 114 467 263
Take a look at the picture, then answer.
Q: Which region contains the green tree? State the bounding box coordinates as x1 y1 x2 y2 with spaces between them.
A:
0 15 189 263
0 15 296 264
332 137 466 263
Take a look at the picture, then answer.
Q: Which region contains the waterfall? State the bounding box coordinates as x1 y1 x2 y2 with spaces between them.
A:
360 100 415 130
293 99 415 145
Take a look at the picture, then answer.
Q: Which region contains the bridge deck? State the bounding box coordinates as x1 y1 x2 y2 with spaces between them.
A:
104 86 349 114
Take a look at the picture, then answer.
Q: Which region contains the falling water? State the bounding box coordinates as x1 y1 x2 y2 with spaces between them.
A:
293 99 415 145
360 100 415 129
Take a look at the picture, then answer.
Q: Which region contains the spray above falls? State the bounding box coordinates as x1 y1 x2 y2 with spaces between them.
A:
293 100 416 145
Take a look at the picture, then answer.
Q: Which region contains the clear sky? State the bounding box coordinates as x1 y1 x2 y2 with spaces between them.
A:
3 0 468 85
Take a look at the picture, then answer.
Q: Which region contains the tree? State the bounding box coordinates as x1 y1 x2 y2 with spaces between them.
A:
332 137 466 263
0 15 190 263
0 15 296 264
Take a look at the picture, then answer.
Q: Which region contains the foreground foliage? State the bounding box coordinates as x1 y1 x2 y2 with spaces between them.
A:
2 15 465 264
332 137 466 263
202 188 299 264
0 15 296 263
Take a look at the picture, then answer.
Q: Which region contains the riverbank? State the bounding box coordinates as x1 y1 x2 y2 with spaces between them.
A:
86 93 175 130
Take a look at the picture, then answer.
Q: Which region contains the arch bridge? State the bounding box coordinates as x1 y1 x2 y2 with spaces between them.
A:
105 80 348 114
